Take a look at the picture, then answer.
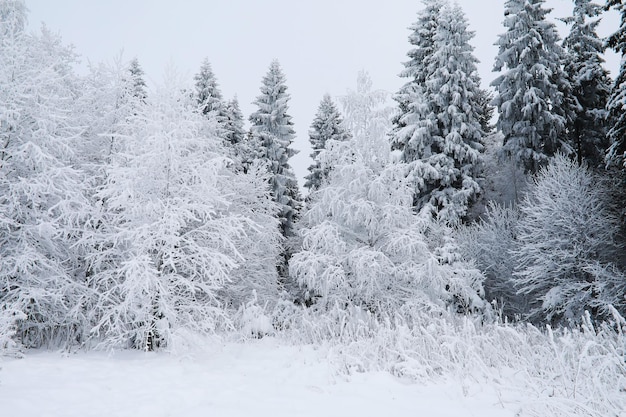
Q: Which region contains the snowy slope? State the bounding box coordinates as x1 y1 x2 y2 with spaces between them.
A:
0 338 517 417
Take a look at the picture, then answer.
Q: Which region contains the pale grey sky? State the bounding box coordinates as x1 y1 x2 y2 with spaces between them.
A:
26 0 620 187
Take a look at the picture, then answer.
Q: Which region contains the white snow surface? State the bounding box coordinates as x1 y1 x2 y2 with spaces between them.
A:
0 338 517 417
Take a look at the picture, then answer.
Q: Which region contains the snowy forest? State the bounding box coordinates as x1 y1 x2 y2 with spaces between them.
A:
1 0 626 415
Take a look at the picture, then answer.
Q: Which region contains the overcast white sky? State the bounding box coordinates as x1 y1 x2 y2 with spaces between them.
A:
26 0 620 187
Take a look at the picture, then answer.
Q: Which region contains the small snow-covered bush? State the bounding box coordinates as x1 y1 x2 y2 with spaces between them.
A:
0 303 26 357
234 294 274 339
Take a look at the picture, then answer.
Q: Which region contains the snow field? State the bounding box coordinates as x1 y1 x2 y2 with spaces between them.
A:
0 338 517 417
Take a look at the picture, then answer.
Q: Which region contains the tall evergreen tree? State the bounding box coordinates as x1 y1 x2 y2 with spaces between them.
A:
249 60 301 236
391 2 484 224
304 94 351 192
391 0 444 150
491 0 574 173
249 60 302 283
562 0 611 167
606 0 626 169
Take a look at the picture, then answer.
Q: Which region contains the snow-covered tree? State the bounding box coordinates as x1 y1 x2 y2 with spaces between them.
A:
194 58 223 115
513 155 623 325
397 0 443 88
127 57 147 103
339 71 393 168
221 96 252 172
223 96 246 147
87 72 279 350
75 56 144 174
220 161 282 309
458 203 527 319
292 74 484 314
391 0 443 159
304 94 351 192
391 2 484 224
0 2 91 347
606 0 626 169
561 0 611 167
248 60 302 285
474 88 495 135
491 0 575 173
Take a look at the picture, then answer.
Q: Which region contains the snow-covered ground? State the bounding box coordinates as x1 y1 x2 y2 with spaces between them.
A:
0 338 518 417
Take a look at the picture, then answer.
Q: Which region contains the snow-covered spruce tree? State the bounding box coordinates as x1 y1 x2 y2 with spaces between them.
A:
491 0 575 174
561 0 611 167
194 58 223 115
474 88 495 135
390 0 442 156
391 2 484 224
513 155 624 325
223 97 246 147
221 96 252 172
87 71 277 350
0 2 91 348
127 57 147 103
291 73 484 315
304 94 351 193
249 60 302 284
194 58 233 135
606 0 626 169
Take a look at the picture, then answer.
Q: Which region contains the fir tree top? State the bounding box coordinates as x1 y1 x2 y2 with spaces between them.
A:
194 58 224 116
249 60 295 146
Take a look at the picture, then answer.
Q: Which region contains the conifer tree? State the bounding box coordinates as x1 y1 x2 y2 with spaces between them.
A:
249 60 301 237
249 60 302 283
194 58 225 119
474 88 495 135
606 0 626 169
223 97 246 147
127 58 147 103
391 2 484 224
391 0 443 148
304 94 351 192
562 0 611 167
491 0 575 174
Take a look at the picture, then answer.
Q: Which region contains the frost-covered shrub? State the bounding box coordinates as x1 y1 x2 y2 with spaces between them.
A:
0 303 25 356
234 294 274 339
275 305 626 417
458 203 527 319
514 155 624 325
